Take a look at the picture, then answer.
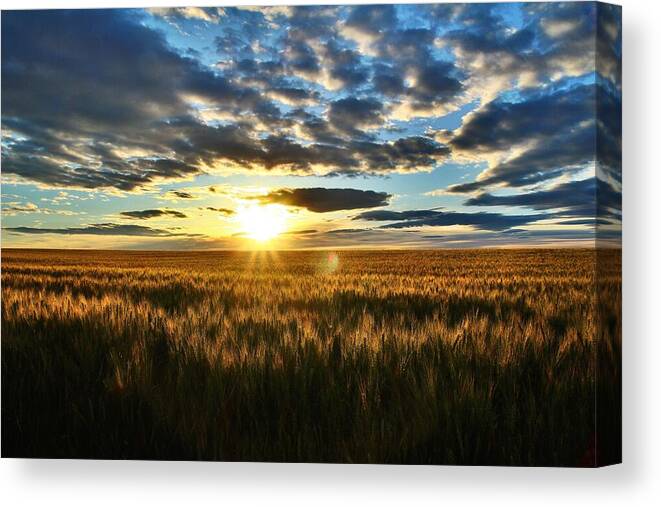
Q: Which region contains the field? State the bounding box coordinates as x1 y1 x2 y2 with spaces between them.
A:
1 248 621 465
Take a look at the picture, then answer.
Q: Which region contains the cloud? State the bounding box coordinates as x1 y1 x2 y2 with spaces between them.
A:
316 39 370 90
148 7 221 23
341 136 450 175
408 60 464 105
596 3 622 89
443 83 619 193
442 2 600 100
464 178 621 223
164 190 196 200
120 209 188 220
597 80 622 185
345 5 398 36
341 5 465 119
354 208 547 232
285 5 340 39
281 225 596 249
257 188 391 213
1 9 283 191
205 207 235 216
267 87 319 106
282 36 321 79
2 201 81 216
328 97 386 134
464 178 595 211
372 63 405 97
4 223 201 237
352 210 442 222
211 7 274 58
2 202 39 213
284 229 318 236
1 3 620 213
451 84 593 155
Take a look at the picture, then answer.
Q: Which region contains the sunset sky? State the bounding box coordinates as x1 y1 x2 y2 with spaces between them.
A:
1 3 621 249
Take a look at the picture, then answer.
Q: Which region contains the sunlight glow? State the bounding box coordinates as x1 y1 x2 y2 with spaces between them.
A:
235 203 288 242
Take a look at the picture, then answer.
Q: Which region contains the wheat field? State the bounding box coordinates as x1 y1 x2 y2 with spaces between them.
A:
1 248 621 465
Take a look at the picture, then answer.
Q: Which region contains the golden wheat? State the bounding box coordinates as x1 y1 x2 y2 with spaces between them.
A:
1 248 621 465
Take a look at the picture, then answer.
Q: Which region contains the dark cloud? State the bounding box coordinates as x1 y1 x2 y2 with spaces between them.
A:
597 80 622 185
556 218 612 226
447 126 595 193
205 207 235 216
346 136 450 174
232 58 286 86
1 5 454 189
1 9 282 191
120 209 188 219
328 97 386 134
268 87 319 105
275 5 464 118
445 83 619 193
342 5 465 114
352 209 442 222
1 3 621 213
215 32 255 58
407 60 463 104
442 2 600 98
324 228 373 235
4 223 200 237
596 3 622 89
464 178 596 212
257 135 357 171
166 190 195 200
451 84 594 154
212 7 271 57
286 5 340 39
282 36 320 77
287 109 345 145
345 5 397 35
354 208 547 232
284 229 318 236
464 177 621 228
444 4 535 55
319 40 370 89
257 188 391 213
372 64 405 97
377 27 435 61
165 118 448 176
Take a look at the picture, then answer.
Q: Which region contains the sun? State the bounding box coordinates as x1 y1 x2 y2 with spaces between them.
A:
235 203 288 242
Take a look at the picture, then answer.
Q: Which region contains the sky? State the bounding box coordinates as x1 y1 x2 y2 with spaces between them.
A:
1 3 622 250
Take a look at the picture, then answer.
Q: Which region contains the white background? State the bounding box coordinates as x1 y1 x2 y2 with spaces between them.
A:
1 0 659 505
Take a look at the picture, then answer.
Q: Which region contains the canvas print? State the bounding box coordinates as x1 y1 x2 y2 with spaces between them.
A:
1 2 621 466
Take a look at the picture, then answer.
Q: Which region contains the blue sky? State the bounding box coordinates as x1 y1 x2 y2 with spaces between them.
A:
1 3 621 249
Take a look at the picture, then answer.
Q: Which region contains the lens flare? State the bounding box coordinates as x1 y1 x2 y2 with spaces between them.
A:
320 251 340 273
